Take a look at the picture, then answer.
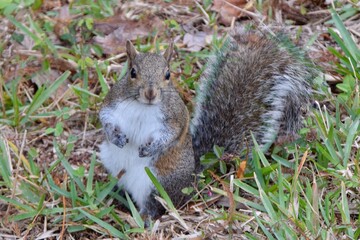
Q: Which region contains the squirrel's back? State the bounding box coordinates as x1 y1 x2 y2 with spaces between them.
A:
191 30 316 163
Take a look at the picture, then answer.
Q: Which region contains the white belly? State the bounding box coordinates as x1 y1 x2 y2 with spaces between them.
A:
100 142 154 209
99 100 164 209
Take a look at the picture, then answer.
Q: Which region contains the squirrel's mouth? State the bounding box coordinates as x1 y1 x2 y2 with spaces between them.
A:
137 96 160 106
138 88 161 105
145 100 156 105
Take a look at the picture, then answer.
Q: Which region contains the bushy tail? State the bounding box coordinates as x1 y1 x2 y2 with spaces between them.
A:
191 29 317 168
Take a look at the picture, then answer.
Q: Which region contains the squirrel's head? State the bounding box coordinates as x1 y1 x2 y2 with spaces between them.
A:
126 40 174 105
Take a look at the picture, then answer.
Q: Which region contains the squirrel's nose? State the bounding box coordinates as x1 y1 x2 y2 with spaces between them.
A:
145 88 157 101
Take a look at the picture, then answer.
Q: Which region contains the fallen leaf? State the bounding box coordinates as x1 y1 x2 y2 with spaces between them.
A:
93 14 164 54
236 160 247 179
93 12 127 35
212 0 253 26
32 69 69 100
54 5 72 37
42 0 61 11
183 32 208 52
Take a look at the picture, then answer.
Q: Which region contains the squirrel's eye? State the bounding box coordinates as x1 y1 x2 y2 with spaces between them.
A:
165 70 170 80
130 68 137 78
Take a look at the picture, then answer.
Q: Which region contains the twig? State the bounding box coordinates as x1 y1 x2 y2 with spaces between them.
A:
21 202 46 239
81 110 89 146
307 8 341 15
59 194 67 240
311 15 332 26
97 53 126 64
208 170 236 236
194 0 210 25
0 75 6 117
349 29 360 39
344 13 360 24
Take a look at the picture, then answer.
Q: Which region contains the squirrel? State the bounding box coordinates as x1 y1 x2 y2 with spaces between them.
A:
99 30 316 219
99 40 195 219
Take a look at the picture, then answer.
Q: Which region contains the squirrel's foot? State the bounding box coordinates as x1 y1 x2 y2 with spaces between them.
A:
104 123 129 148
139 141 155 157
139 211 151 228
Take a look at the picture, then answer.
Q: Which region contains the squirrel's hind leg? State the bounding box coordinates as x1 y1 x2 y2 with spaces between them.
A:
139 173 193 222
140 190 166 221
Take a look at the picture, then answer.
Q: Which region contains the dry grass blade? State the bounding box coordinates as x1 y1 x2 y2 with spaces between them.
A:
5 130 27 220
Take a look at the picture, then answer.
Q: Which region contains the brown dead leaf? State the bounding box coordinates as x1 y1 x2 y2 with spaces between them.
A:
42 0 62 11
212 0 254 26
32 69 69 100
236 160 247 179
49 57 77 73
183 32 208 52
93 14 164 55
54 5 72 37
20 34 35 50
93 12 127 35
93 26 132 55
305 128 318 142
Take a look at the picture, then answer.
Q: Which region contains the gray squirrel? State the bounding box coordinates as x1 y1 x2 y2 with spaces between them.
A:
99 30 315 219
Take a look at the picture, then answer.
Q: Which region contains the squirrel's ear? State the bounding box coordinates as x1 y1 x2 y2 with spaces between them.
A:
126 40 137 67
163 42 174 64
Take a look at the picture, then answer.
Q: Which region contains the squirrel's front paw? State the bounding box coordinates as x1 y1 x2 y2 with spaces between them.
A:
104 123 129 148
113 132 129 148
139 142 155 157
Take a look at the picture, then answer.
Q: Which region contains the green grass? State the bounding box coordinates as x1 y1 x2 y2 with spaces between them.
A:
201 9 360 238
0 0 359 239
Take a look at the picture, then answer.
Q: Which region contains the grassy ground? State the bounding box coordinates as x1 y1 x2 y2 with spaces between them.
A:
0 0 359 239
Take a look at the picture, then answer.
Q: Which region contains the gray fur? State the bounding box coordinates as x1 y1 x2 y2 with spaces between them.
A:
191 31 316 165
